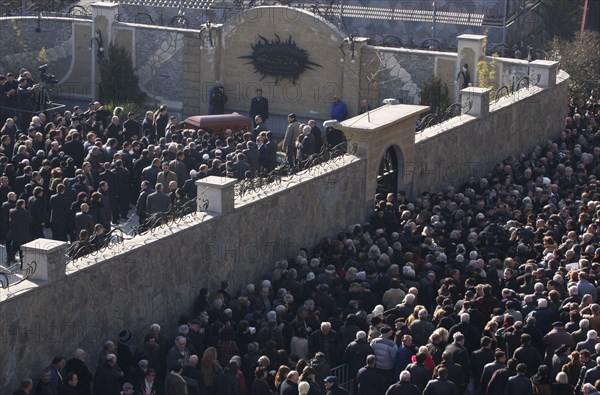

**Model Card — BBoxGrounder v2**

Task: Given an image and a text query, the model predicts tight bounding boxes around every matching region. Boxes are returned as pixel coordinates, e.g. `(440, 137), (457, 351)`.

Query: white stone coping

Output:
(114, 21), (222, 34)
(457, 34), (486, 41)
(196, 176), (237, 189)
(0, 16), (92, 23)
(340, 105), (429, 132)
(21, 239), (69, 254)
(364, 45), (457, 58)
(415, 113), (478, 142)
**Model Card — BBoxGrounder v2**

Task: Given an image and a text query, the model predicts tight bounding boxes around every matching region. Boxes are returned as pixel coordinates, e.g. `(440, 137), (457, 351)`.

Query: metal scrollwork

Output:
(67, 228), (126, 262)
(493, 72), (541, 102)
(0, 260), (37, 293)
(235, 142), (350, 198)
(418, 99), (471, 132)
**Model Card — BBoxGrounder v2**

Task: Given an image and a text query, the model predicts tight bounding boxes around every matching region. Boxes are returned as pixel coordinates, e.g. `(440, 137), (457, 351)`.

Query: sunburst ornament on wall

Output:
(239, 34), (321, 84)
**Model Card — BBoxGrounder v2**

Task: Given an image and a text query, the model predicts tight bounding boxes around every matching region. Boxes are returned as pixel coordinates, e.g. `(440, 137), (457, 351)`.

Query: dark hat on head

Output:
(380, 325), (392, 334)
(189, 318), (201, 325)
(324, 376), (338, 383)
(552, 321), (564, 328)
(119, 330), (132, 343)
(395, 317), (406, 324)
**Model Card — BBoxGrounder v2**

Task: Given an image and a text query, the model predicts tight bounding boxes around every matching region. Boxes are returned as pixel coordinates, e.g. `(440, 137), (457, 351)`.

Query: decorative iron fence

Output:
(493, 72), (541, 102)
(65, 196), (209, 265)
(417, 95), (473, 133)
(0, 260), (37, 295)
(234, 141), (357, 198)
(0, 0), (92, 18)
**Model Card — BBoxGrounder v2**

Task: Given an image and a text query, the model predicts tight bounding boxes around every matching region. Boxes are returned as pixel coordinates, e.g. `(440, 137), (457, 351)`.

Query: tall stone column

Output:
(341, 37), (368, 119)
(90, 2), (119, 99)
(183, 23), (222, 117)
(455, 34), (486, 100)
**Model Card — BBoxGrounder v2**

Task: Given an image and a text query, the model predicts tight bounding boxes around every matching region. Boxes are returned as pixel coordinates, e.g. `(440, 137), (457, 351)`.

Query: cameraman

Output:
(16, 77), (38, 131)
(209, 81), (227, 115)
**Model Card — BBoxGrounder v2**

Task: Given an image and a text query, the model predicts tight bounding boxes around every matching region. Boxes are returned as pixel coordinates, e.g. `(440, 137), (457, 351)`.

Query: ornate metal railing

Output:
(134, 196), (208, 236)
(0, 260), (37, 294)
(65, 196), (209, 265)
(235, 141), (356, 198)
(493, 72), (541, 102)
(66, 227), (128, 262)
(417, 96), (473, 133)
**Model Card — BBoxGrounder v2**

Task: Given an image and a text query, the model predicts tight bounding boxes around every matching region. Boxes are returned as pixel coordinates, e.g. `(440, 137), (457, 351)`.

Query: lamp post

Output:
(432, 0), (437, 48)
(501, 0), (508, 57)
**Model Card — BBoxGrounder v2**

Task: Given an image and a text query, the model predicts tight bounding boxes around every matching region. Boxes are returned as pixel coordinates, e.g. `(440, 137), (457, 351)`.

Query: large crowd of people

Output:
(0, 71), (349, 262)
(3, 64), (600, 395)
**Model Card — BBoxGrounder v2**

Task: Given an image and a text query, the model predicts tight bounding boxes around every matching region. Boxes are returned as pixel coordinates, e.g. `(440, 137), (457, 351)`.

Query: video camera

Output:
(38, 64), (58, 84)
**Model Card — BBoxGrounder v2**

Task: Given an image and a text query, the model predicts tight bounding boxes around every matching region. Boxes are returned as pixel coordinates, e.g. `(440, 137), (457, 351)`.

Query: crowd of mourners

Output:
(0, 69), (351, 262)
(4, 66), (600, 395)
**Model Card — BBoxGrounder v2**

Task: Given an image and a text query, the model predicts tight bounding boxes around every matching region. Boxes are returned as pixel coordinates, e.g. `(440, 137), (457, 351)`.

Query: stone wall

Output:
(133, 26), (184, 104)
(0, 155), (366, 392)
(359, 46), (457, 108)
(216, 7), (345, 119)
(0, 17), (73, 81)
(411, 70), (569, 194)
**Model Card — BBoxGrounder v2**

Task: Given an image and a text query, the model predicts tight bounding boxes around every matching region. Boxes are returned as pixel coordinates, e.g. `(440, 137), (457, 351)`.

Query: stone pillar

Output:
(21, 239), (68, 283)
(456, 34), (486, 88)
(461, 87), (491, 117)
(529, 60), (558, 89)
(341, 37), (368, 118)
(338, 103), (428, 207)
(184, 23), (223, 118)
(90, 2), (119, 99)
(196, 176), (237, 216)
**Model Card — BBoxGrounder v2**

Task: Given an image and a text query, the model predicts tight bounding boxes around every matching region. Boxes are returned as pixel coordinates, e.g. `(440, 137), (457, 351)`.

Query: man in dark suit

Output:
(136, 181), (155, 224)
(49, 184), (71, 241)
(14, 165), (32, 197)
(74, 203), (94, 240)
(1, 192), (16, 253)
(142, 158), (162, 187)
(249, 88), (269, 126)
(504, 363), (533, 395)
(58, 373), (78, 395)
(280, 370), (299, 395)
(8, 199), (31, 263)
(265, 131), (278, 172)
(12, 378), (33, 395)
(422, 367), (458, 395)
(111, 159), (130, 221)
(182, 171), (197, 200)
(146, 183), (171, 215)
(65, 349), (92, 395)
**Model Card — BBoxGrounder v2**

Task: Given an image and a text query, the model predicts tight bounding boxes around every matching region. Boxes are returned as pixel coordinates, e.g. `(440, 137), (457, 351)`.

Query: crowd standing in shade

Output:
(5, 76), (600, 395)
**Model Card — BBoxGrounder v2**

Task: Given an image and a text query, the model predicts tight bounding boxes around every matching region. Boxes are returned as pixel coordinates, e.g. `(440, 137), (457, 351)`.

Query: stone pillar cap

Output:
(21, 239), (69, 253)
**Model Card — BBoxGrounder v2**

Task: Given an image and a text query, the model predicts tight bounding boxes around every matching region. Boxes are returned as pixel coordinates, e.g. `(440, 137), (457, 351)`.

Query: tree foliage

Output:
(420, 77), (450, 114)
(98, 43), (146, 104)
(550, 31), (600, 104)
(534, 0), (584, 44)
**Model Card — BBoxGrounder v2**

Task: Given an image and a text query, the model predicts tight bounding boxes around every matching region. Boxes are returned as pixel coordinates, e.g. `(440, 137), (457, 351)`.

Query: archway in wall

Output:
(377, 145), (404, 195)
